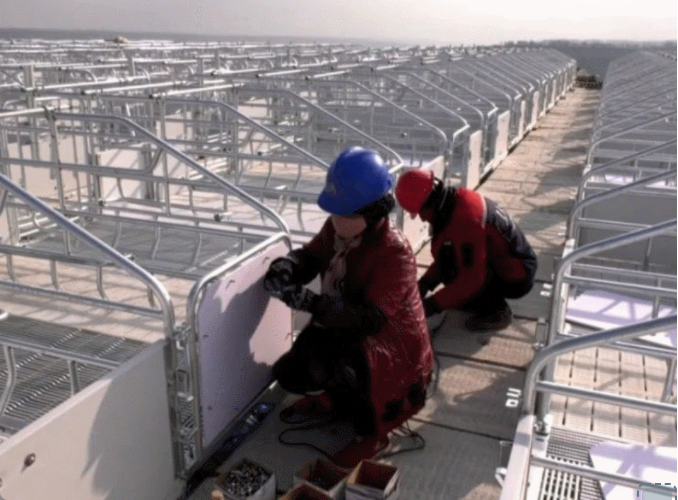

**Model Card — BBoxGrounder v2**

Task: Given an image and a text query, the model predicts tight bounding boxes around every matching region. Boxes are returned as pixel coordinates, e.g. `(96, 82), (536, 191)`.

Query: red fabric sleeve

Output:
(428, 189), (489, 310)
(419, 259), (441, 289)
(429, 224), (487, 310)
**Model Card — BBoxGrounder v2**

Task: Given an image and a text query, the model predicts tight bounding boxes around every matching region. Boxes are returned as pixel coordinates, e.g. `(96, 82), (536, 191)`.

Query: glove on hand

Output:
(264, 257), (297, 293)
(423, 296), (441, 317)
(418, 279), (431, 299)
(280, 286), (318, 313)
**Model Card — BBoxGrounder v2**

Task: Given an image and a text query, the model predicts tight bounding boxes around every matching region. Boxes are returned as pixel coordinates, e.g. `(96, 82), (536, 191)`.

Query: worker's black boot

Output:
(464, 299), (513, 332)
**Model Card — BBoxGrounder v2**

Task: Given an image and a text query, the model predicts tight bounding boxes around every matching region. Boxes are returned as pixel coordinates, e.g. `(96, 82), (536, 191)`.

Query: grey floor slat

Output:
(416, 357), (526, 440)
(433, 313), (537, 368)
(509, 282), (552, 320)
(382, 421), (504, 500)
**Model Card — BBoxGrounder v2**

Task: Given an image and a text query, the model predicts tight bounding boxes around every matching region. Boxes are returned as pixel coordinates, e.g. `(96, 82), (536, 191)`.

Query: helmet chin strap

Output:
(426, 180), (452, 234)
(436, 181), (448, 212)
(421, 180), (446, 223)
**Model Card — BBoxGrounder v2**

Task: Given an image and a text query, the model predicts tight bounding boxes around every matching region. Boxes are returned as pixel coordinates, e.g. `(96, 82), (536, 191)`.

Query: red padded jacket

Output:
(421, 187), (537, 311)
(299, 218), (434, 437)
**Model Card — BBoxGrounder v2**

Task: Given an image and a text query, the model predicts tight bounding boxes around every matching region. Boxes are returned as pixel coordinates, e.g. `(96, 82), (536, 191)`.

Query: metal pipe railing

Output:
(568, 168), (676, 239)
(578, 139), (678, 196)
(531, 455), (677, 494)
(548, 219), (677, 347)
(585, 112), (676, 165)
(47, 110), (291, 235)
(0, 171), (176, 337)
(526, 314), (677, 413)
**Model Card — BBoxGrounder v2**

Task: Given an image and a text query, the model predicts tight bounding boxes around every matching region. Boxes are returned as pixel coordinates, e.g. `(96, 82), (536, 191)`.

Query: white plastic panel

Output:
(0, 341), (181, 500)
(466, 130), (484, 188)
(6, 139), (85, 198)
(566, 290), (677, 348)
(197, 240), (293, 449)
(518, 100), (527, 139)
(496, 110), (511, 160)
(589, 442), (677, 500)
(531, 92), (541, 125)
(98, 149), (147, 201)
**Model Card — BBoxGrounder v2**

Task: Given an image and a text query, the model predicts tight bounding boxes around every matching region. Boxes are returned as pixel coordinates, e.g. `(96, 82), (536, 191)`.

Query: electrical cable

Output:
(276, 354), (439, 462)
(277, 422), (336, 459)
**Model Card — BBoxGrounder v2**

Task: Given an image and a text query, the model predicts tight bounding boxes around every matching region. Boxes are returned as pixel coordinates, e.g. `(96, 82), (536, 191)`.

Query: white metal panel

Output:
(498, 415), (535, 500)
(531, 92), (541, 126)
(197, 240), (293, 449)
(589, 442), (677, 500)
(98, 149), (147, 201)
(495, 111), (511, 161)
(401, 156), (445, 254)
(518, 99), (527, 139)
(0, 341), (182, 500)
(465, 130), (483, 189)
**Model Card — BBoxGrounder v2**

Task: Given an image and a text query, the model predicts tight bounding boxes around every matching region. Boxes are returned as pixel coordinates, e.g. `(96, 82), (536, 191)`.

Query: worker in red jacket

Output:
(264, 148), (434, 468)
(395, 169), (537, 333)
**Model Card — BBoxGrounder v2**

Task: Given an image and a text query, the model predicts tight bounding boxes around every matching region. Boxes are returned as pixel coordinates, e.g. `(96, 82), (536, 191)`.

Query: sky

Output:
(0, 0), (676, 45)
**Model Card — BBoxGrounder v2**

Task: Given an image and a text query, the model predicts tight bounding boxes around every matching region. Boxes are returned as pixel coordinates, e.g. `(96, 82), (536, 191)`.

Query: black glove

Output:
(418, 279), (431, 299)
(312, 294), (386, 337)
(423, 296), (441, 317)
(279, 286), (318, 313)
(264, 257), (298, 293)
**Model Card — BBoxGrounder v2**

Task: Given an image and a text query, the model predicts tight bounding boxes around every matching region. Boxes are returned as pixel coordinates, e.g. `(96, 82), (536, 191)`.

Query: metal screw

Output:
(24, 453), (36, 467)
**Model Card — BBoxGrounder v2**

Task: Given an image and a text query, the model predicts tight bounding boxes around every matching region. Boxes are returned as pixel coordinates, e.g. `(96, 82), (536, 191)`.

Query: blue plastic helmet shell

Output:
(317, 147), (393, 215)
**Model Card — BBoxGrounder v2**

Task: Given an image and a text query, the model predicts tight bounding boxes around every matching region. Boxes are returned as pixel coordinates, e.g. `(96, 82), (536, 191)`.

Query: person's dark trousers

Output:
(459, 269), (534, 314)
(273, 324), (376, 436)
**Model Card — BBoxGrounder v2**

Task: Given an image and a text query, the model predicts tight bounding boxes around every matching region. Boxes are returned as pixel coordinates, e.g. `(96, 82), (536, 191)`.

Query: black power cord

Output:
(277, 418), (427, 463)
(277, 422), (337, 459)
(275, 356), (439, 470)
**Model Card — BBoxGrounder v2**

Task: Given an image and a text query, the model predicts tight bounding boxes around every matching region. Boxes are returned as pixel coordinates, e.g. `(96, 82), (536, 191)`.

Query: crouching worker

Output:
(264, 147), (434, 468)
(395, 169), (538, 333)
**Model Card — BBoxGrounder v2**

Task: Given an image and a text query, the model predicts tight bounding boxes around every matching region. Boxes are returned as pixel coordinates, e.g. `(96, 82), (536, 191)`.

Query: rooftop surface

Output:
(184, 87), (675, 500)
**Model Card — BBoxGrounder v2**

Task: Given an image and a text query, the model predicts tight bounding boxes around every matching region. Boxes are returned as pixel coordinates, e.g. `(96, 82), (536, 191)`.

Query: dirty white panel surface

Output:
(567, 290), (677, 348)
(0, 341), (181, 500)
(197, 240), (293, 449)
(589, 442), (676, 500)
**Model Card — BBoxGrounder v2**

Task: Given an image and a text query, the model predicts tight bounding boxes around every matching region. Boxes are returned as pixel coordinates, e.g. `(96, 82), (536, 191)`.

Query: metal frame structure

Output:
(0, 106), (294, 477)
(0, 38), (578, 497)
(500, 50), (677, 500)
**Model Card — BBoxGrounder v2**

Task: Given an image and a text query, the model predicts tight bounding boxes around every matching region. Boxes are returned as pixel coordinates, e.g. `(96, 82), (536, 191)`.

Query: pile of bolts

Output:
(218, 460), (271, 498)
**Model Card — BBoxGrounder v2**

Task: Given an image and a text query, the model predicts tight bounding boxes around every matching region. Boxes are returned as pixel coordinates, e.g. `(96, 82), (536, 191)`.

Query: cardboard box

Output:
(215, 458), (277, 500)
(278, 483), (333, 500)
(293, 458), (348, 500)
(345, 460), (399, 500)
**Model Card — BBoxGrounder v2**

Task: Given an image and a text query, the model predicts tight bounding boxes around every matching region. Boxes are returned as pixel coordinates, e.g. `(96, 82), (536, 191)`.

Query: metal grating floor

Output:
(0, 314), (148, 436)
(540, 427), (615, 500)
(539, 466), (582, 500)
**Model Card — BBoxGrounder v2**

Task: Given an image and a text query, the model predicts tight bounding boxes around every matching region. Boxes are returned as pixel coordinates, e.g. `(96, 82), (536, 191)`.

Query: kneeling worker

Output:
(395, 169), (538, 332)
(264, 147), (434, 468)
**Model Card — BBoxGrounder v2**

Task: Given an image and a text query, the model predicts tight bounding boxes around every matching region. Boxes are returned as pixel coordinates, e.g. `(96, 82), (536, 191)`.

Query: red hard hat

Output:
(395, 169), (435, 216)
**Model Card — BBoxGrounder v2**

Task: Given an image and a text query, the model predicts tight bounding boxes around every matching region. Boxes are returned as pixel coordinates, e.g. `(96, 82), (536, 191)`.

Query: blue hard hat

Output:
(317, 147), (393, 215)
